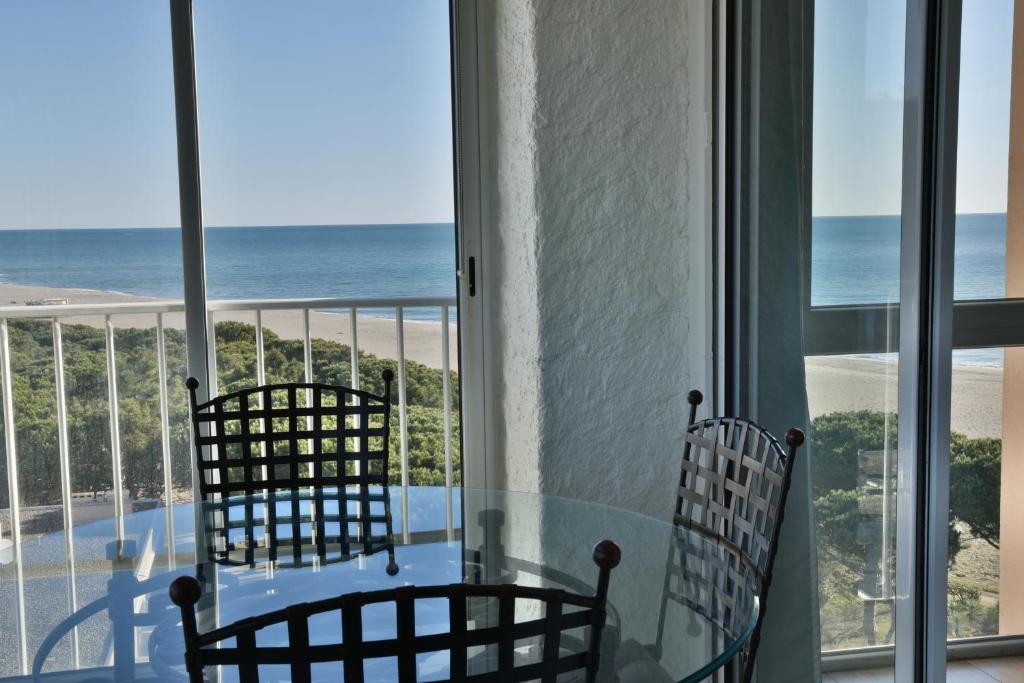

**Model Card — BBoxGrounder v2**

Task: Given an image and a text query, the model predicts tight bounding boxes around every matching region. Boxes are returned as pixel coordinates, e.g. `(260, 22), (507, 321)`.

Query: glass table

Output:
(19, 487), (759, 682)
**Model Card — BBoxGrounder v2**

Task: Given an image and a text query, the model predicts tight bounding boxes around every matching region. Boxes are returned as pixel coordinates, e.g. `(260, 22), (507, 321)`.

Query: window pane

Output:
(810, 1), (903, 667)
(811, 0), (906, 308)
(954, 0), (1012, 301)
(811, 0), (1015, 307)
(0, 1), (186, 675)
(947, 349), (1004, 641)
(193, 0), (460, 487)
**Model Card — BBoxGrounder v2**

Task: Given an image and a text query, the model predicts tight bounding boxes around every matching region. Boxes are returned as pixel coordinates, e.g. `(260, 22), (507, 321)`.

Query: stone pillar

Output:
(999, 0), (1024, 635)
(477, 0), (706, 517)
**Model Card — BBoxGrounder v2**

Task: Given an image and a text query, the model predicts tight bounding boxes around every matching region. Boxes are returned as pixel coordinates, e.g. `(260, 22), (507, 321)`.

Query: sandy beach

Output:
(0, 282), (456, 370)
(806, 355), (1002, 438)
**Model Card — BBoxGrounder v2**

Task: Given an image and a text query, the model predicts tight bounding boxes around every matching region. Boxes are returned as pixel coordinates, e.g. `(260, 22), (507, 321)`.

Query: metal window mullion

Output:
(895, 1), (962, 681)
(156, 313), (175, 568)
(396, 307), (409, 489)
(168, 0), (211, 557)
(1, 319), (29, 675)
(451, 0), (487, 488)
(105, 315), (125, 540)
(52, 320), (81, 667)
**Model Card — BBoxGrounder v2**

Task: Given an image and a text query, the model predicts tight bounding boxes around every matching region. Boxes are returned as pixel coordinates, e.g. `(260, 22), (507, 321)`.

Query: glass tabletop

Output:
(20, 486), (759, 683)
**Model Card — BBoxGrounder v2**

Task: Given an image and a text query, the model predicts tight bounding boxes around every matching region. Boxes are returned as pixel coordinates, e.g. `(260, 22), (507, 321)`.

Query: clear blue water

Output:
(0, 217), (1008, 362)
(812, 213), (1005, 305)
(0, 223), (456, 322)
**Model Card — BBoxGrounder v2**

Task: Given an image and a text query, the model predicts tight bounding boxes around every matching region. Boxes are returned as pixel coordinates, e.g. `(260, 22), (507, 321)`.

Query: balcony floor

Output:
(826, 656), (1024, 682)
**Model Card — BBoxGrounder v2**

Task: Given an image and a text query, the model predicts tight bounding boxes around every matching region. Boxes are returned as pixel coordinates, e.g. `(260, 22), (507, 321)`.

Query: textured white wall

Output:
(479, 0), (703, 518)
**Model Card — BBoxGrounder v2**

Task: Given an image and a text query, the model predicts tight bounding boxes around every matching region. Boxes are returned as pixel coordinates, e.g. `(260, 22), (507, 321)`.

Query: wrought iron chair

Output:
(659, 389), (804, 683)
(187, 371), (394, 498)
(169, 540), (623, 683)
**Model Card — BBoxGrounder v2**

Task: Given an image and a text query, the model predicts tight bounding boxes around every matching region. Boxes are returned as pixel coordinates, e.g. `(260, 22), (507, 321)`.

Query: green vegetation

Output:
(813, 410), (1001, 649)
(0, 318), (460, 511)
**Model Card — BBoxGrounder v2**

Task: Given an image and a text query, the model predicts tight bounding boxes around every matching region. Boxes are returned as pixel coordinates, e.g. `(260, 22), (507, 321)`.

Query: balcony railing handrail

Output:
(0, 294), (457, 320)
(0, 294), (458, 675)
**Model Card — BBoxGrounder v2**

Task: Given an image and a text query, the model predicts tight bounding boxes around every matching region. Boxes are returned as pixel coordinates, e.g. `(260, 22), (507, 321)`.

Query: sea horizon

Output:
(0, 216), (1008, 365)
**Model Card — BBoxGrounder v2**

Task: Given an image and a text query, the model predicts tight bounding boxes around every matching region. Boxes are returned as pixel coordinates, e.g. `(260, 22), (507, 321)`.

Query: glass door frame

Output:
(167, 0), (469, 524)
(722, 0), (1024, 680)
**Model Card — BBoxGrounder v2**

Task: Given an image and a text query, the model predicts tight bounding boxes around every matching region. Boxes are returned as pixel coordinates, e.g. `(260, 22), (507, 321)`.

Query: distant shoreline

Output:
(0, 281), (1004, 439)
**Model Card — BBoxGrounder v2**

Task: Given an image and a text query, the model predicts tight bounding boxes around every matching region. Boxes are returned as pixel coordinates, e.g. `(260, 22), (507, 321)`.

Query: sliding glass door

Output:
(0, 1), (461, 678)
(190, 0), (460, 490)
(732, 0), (1024, 679)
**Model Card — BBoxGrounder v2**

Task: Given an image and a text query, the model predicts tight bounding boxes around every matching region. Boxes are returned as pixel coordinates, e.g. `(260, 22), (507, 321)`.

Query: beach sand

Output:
(0, 282), (456, 370)
(0, 283), (1004, 438)
(806, 355), (1002, 438)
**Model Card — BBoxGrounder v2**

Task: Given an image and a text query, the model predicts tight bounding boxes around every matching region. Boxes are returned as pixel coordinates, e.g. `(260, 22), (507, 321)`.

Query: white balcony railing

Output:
(0, 295), (457, 676)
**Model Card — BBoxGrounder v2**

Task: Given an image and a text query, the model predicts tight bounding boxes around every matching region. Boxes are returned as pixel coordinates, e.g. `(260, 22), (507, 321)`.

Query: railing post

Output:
(206, 311), (218, 396)
(255, 310), (267, 387)
(52, 320), (80, 667)
(254, 310), (270, 562)
(395, 307), (409, 490)
(1, 318), (29, 674)
(349, 308), (362, 480)
(303, 309), (313, 456)
(156, 314), (175, 568)
(441, 306), (453, 490)
(105, 315), (125, 540)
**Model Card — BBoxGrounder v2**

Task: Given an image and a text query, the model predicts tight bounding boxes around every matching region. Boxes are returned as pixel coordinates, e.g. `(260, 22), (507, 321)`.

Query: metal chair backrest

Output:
(170, 540), (622, 683)
(673, 389), (804, 683)
(187, 370), (393, 500)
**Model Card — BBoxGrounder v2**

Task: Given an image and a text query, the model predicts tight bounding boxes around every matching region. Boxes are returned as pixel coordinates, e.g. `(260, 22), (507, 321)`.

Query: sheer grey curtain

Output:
(728, 1), (821, 680)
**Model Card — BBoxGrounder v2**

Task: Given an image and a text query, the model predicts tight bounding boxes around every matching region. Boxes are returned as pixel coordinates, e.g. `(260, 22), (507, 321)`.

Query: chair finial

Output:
(687, 389), (703, 406)
(592, 540), (622, 569)
(169, 576), (202, 608)
(186, 377), (199, 391)
(785, 427), (805, 449)
(382, 368), (394, 383)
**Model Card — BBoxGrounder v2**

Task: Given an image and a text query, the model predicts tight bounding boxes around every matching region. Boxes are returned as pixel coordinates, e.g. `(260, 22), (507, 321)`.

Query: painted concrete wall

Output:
(999, 0), (1024, 634)
(477, 0), (706, 519)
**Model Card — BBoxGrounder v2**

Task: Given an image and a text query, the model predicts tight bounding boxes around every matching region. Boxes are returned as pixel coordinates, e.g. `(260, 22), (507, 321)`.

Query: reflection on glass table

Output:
(202, 486), (398, 574)
(22, 487), (760, 682)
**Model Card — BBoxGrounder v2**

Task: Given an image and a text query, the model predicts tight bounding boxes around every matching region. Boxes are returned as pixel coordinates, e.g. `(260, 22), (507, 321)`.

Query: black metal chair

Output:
(660, 389), (804, 683)
(187, 371), (394, 499)
(169, 540), (622, 683)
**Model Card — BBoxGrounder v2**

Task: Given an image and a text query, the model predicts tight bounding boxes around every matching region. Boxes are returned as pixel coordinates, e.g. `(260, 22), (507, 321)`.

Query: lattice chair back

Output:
(169, 540), (622, 683)
(674, 389), (804, 683)
(187, 370), (394, 501)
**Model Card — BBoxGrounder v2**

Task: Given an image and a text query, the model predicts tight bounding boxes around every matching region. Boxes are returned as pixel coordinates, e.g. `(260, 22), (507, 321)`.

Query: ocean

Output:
(0, 223), (457, 322)
(0, 216), (1008, 364)
(813, 213), (1006, 367)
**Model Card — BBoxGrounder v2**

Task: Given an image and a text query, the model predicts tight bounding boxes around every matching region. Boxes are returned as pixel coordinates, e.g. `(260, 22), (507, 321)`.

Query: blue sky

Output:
(813, 0), (1014, 216)
(0, 0), (454, 229)
(0, 1), (1013, 228)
